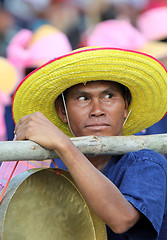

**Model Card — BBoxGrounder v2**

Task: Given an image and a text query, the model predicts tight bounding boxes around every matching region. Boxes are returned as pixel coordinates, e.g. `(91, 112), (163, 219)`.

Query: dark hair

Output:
(119, 84), (131, 105)
(25, 67), (36, 76)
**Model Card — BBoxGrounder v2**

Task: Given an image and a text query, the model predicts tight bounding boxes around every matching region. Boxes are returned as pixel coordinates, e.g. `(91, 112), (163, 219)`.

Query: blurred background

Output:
(0, 0), (167, 154)
(0, 0), (160, 56)
(0, 0), (151, 56)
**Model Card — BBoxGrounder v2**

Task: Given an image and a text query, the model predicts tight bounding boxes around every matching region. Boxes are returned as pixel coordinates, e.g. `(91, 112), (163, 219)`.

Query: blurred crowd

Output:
(0, 0), (167, 157)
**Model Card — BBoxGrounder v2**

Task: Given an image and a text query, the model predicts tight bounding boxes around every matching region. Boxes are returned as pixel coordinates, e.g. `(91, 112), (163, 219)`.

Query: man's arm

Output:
(15, 112), (141, 234)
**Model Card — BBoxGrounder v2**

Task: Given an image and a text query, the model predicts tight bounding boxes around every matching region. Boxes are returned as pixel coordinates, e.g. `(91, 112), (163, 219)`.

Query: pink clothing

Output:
(0, 159), (51, 191)
(86, 19), (146, 50)
(7, 29), (72, 68)
(7, 27), (72, 81)
(137, 7), (167, 40)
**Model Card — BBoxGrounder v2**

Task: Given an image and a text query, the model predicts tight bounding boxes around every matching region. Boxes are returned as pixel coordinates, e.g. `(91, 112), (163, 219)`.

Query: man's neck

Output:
(87, 155), (111, 172)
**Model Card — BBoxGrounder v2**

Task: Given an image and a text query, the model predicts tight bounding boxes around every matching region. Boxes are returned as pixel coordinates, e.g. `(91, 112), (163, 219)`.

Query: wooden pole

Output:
(0, 134), (167, 162)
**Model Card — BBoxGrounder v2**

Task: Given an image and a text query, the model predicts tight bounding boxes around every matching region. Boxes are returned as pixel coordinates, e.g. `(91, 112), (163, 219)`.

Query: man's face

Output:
(58, 81), (129, 137)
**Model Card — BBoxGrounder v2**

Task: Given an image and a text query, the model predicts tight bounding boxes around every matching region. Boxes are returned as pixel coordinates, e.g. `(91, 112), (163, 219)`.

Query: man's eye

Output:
(78, 96), (87, 101)
(104, 94), (112, 99)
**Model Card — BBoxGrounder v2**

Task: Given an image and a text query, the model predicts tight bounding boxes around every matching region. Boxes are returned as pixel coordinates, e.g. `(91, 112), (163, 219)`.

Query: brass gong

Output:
(0, 168), (107, 240)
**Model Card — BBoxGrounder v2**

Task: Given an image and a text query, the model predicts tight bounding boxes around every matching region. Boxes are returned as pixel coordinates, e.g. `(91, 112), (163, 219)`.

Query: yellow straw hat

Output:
(12, 47), (167, 136)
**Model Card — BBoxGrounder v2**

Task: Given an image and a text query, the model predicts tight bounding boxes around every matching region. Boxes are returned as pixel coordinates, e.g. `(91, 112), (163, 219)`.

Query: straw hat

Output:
(12, 47), (167, 136)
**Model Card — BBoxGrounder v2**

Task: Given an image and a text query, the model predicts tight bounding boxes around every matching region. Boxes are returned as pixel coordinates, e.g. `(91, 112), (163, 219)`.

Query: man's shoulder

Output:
(125, 149), (167, 172)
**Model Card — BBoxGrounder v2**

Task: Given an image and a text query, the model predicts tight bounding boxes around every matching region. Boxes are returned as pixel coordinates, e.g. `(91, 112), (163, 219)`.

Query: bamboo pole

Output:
(0, 134), (167, 162)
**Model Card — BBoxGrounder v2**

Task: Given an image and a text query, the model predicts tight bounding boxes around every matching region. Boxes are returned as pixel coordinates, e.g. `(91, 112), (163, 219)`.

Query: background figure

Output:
(81, 19), (146, 49)
(137, 6), (167, 66)
(0, 2), (20, 57)
(0, 57), (18, 141)
(7, 24), (72, 82)
(136, 6), (167, 158)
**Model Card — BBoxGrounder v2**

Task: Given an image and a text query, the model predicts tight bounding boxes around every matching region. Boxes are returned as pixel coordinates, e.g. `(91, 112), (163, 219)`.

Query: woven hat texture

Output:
(12, 47), (167, 137)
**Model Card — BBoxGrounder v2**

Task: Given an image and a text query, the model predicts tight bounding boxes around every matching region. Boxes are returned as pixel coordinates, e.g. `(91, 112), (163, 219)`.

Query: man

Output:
(13, 47), (167, 239)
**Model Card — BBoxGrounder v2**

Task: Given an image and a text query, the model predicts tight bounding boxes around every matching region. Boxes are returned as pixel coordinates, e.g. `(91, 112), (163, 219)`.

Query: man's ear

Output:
(55, 96), (68, 123)
(124, 100), (129, 119)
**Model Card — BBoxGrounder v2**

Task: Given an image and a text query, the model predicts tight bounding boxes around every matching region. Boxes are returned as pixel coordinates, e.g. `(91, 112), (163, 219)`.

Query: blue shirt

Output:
(136, 114), (167, 159)
(102, 149), (167, 240)
(50, 159), (67, 169)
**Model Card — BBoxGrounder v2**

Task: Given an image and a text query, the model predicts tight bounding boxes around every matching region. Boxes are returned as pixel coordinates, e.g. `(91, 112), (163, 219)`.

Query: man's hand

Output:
(14, 111), (70, 152)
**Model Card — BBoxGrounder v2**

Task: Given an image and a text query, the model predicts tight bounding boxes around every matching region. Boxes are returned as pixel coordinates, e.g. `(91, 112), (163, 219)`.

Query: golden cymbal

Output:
(0, 168), (107, 240)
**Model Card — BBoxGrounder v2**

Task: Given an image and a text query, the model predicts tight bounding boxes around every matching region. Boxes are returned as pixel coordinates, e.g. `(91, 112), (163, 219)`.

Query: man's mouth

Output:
(85, 123), (110, 130)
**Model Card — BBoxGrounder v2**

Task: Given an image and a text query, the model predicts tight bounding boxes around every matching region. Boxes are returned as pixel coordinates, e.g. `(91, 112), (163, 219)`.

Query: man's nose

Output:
(89, 99), (105, 117)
